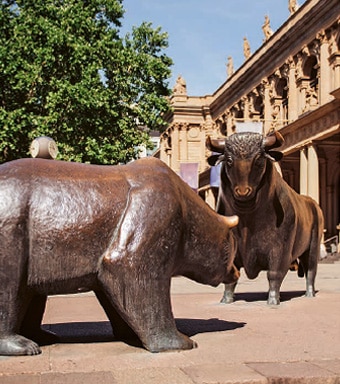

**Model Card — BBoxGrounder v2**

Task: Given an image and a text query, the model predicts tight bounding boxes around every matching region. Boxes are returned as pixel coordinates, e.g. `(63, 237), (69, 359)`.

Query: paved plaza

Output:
(0, 259), (339, 383)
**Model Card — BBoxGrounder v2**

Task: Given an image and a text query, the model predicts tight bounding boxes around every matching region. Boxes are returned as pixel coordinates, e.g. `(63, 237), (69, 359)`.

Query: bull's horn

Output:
(206, 136), (225, 154)
(263, 131), (284, 150)
(220, 215), (239, 228)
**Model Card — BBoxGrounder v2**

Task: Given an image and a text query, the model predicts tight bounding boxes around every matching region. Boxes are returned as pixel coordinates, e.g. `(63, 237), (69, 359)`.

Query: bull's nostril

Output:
(234, 186), (252, 197)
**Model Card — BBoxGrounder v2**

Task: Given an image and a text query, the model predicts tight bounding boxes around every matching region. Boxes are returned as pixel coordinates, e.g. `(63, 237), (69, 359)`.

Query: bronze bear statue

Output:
(0, 157), (238, 355)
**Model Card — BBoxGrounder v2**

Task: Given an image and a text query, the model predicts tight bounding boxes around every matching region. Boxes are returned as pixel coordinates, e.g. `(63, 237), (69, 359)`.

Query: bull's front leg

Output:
(267, 270), (286, 305)
(220, 282), (238, 304)
(220, 264), (240, 304)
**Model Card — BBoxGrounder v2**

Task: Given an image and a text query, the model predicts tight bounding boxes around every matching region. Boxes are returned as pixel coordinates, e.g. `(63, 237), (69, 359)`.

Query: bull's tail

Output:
(289, 259), (305, 278)
(297, 259), (304, 278)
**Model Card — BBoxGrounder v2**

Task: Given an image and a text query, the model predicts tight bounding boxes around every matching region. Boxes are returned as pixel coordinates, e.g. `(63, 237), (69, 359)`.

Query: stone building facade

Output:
(156, 0), (340, 240)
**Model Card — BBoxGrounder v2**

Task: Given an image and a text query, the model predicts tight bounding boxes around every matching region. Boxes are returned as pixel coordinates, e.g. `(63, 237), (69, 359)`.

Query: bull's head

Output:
(207, 131), (284, 202)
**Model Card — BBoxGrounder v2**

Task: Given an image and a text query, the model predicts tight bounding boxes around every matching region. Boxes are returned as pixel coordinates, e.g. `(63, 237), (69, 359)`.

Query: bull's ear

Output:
(265, 150), (283, 162)
(206, 136), (225, 154)
(208, 154), (225, 166)
(263, 131), (284, 150)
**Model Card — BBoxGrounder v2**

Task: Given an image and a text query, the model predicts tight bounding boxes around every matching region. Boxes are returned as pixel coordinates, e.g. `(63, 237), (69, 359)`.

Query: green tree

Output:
(0, 0), (172, 164)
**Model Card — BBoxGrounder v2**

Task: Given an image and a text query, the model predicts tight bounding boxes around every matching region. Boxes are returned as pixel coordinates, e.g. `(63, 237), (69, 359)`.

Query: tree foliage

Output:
(0, 0), (172, 164)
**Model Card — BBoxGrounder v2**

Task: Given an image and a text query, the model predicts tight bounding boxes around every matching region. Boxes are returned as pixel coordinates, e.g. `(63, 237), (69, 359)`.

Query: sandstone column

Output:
(307, 144), (319, 204)
(171, 125), (179, 172)
(318, 31), (331, 104)
(199, 126), (206, 172)
(205, 188), (216, 209)
(287, 57), (298, 122)
(179, 124), (188, 162)
(263, 79), (272, 134)
(300, 147), (308, 195)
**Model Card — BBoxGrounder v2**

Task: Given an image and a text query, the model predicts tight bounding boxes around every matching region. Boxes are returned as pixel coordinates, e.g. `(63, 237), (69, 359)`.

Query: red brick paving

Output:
(0, 262), (339, 384)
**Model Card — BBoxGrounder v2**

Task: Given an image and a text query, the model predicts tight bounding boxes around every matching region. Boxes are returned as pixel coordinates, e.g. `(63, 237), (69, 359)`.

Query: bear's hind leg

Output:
(0, 290), (41, 356)
(20, 294), (59, 346)
(94, 289), (142, 347)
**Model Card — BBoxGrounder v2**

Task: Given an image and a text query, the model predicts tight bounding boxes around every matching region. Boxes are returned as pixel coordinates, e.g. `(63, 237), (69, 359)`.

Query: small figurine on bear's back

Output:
(30, 136), (58, 159)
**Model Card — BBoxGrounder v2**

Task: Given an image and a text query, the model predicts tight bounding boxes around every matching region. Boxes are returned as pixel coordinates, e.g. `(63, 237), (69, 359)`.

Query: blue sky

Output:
(120, 0), (306, 96)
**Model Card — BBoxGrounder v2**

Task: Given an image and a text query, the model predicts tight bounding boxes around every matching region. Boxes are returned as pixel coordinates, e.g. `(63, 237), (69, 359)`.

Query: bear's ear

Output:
(265, 150), (283, 162)
(208, 154), (225, 166)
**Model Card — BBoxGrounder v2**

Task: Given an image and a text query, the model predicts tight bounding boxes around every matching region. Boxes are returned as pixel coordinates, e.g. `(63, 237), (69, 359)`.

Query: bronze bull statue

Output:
(207, 131), (324, 305)
(0, 157), (239, 355)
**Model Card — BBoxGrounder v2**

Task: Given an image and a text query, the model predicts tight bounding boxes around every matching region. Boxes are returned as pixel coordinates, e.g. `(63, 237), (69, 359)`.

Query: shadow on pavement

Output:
(42, 318), (246, 344)
(233, 290), (308, 302)
(176, 318), (246, 337)
(42, 321), (114, 343)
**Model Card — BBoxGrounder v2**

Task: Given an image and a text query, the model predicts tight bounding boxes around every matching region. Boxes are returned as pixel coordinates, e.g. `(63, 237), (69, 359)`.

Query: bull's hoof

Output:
(267, 299), (280, 305)
(0, 335), (41, 356)
(220, 293), (234, 304)
(305, 290), (315, 298)
(267, 297), (280, 305)
(267, 291), (280, 305)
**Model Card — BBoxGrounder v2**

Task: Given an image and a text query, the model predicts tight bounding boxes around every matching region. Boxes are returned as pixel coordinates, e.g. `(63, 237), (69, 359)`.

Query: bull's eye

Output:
(254, 155), (265, 168)
(226, 156), (233, 167)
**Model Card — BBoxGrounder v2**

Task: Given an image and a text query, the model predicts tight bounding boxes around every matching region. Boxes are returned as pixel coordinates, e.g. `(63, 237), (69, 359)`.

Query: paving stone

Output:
(112, 367), (195, 384)
(40, 371), (115, 384)
(182, 363), (267, 384)
(48, 342), (140, 372)
(310, 360), (340, 375)
(247, 361), (339, 383)
(0, 353), (50, 375)
(0, 374), (40, 384)
(0, 265), (339, 383)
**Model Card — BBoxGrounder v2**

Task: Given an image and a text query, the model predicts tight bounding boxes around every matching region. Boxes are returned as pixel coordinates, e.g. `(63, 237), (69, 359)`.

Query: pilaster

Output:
(287, 57), (298, 121)
(307, 144), (319, 204)
(300, 148), (308, 195)
(318, 30), (332, 104)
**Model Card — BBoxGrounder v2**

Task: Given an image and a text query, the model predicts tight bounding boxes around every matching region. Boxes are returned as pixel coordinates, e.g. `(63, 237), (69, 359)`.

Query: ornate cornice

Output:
(280, 98), (340, 154)
(210, 0), (340, 119)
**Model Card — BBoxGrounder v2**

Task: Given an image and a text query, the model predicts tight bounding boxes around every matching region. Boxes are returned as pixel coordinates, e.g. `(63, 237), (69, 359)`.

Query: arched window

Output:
(253, 95), (264, 119)
(303, 55), (319, 110)
(303, 55), (318, 88)
(276, 77), (289, 122)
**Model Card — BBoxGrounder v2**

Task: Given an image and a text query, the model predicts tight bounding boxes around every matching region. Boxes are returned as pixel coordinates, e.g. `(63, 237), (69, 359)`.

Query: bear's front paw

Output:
(145, 332), (197, 352)
(0, 334), (41, 356)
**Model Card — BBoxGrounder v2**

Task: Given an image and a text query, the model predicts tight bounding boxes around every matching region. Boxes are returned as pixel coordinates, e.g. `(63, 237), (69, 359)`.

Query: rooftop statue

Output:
(226, 56), (234, 78)
(289, 0), (299, 14)
(173, 74), (187, 95)
(243, 37), (251, 60)
(262, 15), (273, 41)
